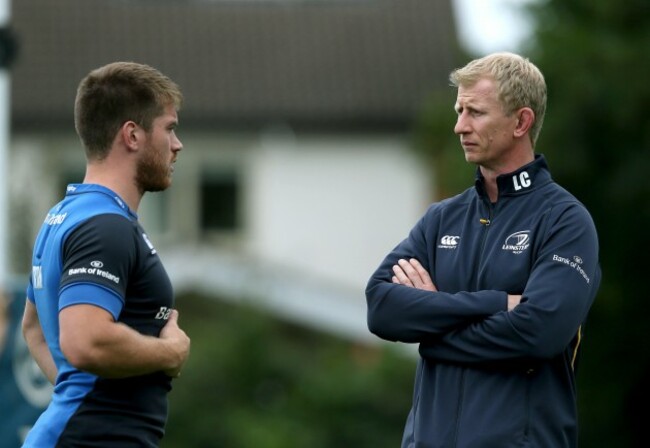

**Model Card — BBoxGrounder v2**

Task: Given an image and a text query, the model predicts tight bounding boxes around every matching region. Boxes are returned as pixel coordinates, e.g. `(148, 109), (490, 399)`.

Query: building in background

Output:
(9, 0), (459, 342)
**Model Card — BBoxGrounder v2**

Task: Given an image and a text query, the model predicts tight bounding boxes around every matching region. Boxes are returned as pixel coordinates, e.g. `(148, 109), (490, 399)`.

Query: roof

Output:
(10, 0), (459, 131)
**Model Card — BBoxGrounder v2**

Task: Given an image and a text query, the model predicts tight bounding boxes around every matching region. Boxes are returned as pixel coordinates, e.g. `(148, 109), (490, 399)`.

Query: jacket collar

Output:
(474, 154), (553, 199)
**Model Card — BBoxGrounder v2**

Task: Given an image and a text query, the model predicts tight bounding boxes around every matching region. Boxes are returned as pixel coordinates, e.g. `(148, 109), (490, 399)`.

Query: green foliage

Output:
(524, 1), (650, 446)
(162, 294), (415, 448)
(412, 89), (475, 198)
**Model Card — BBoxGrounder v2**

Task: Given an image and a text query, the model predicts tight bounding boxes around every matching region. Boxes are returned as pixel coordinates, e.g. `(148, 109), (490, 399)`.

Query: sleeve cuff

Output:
(59, 283), (124, 321)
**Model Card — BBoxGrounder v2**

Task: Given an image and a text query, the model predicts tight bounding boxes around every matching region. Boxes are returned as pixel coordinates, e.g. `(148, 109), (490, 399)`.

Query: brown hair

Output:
(74, 62), (183, 160)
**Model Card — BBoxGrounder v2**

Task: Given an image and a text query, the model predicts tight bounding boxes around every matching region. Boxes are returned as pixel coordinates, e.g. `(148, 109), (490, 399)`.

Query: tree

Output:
(526, 1), (650, 446)
(163, 293), (415, 448)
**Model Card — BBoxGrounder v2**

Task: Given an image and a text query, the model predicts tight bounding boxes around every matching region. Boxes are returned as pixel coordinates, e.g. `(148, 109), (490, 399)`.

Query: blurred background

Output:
(0, 0), (648, 446)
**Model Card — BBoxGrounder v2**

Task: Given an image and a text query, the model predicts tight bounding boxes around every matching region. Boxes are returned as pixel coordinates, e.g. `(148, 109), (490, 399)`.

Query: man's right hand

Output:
(507, 295), (522, 311)
(159, 309), (190, 378)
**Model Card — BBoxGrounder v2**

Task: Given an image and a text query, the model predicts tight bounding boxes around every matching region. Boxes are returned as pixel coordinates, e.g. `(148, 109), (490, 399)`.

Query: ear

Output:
(120, 121), (143, 152)
(513, 108), (535, 139)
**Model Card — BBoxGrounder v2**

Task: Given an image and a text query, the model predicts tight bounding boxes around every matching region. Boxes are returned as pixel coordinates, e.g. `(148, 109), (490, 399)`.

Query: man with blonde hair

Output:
(367, 52), (600, 447)
(22, 62), (190, 447)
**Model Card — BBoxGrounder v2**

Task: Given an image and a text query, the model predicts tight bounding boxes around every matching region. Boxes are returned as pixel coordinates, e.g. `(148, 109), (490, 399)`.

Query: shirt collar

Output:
(474, 154), (553, 198)
(65, 183), (137, 219)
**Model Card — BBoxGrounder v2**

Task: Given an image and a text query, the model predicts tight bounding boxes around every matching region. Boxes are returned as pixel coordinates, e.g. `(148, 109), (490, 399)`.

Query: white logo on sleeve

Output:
(32, 266), (43, 289)
(142, 233), (157, 255)
(67, 261), (120, 284)
(552, 254), (591, 284)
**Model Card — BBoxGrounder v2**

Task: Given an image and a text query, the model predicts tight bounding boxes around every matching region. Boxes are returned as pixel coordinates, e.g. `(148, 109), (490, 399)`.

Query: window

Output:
(140, 190), (170, 235)
(200, 171), (240, 233)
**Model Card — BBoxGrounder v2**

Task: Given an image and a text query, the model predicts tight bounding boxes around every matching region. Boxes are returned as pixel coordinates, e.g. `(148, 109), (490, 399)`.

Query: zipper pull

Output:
(479, 218), (491, 226)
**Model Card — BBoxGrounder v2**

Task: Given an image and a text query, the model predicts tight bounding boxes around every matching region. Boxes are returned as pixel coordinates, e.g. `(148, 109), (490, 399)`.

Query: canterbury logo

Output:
(439, 235), (460, 249)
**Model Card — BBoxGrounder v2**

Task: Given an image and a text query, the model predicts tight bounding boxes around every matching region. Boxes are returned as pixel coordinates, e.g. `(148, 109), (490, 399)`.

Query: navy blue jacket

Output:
(366, 155), (601, 448)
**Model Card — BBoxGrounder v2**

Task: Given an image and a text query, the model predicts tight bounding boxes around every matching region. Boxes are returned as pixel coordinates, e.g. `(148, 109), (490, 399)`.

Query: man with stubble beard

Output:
(21, 62), (191, 447)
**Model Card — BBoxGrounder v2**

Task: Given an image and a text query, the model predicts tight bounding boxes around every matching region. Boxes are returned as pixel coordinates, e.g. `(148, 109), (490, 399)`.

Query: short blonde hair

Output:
(450, 52), (547, 147)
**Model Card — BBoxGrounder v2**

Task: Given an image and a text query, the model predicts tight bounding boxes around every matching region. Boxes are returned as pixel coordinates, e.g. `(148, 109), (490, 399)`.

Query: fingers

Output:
(392, 259), (437, 292)
(392, 262), (413, 286)
(164, 366), (182, 379)
(161, 310), (179, 330)
(409, 259), (437, 292)
(392, 259), (420, 287)
(159, 310), (181, 338)
(157, 309), (190, 379)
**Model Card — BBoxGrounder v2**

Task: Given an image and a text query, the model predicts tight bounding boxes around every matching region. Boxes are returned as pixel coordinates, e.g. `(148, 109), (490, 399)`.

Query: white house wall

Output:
(247, 131), (433, 293)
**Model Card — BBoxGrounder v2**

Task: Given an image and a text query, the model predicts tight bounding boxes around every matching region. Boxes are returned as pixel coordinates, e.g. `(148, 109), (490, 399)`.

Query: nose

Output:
(454, 112), (469, 135)
(172, 131), (183, 153)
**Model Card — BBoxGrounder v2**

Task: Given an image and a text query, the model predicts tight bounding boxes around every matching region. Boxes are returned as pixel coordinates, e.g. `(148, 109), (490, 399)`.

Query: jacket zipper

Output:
(476, 199), (495, 289)
(452, 199), (495, 447)
(452, 370), (466, 448)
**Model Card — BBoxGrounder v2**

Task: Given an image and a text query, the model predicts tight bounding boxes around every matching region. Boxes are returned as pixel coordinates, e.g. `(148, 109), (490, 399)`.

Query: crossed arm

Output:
(22, 300), (190, 383)
(391, 258), (522, 311)
(367, 201), (600, 366)
(385, 254), (598, 366)
(58, 304), (190, 379)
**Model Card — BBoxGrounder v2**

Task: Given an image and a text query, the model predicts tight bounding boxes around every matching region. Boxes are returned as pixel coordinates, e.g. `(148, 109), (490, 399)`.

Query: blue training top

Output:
(24, 184), (175, 447)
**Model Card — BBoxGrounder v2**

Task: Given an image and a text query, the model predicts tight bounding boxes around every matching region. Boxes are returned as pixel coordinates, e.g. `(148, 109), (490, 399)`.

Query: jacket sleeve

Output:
(366, 204), (508, 344)
(418, 202), (601, 365)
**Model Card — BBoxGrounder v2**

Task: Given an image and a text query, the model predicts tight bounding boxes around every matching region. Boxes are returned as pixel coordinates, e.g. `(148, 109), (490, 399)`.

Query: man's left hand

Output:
(392, 258), (438, 292)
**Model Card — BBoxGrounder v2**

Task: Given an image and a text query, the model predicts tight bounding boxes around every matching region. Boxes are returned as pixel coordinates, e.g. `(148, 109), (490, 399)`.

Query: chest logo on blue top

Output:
(502, 231), (531, 254)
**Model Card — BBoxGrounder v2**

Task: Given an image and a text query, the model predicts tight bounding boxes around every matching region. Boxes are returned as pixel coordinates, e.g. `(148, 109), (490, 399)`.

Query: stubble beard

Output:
(135, 145), (171, 194)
